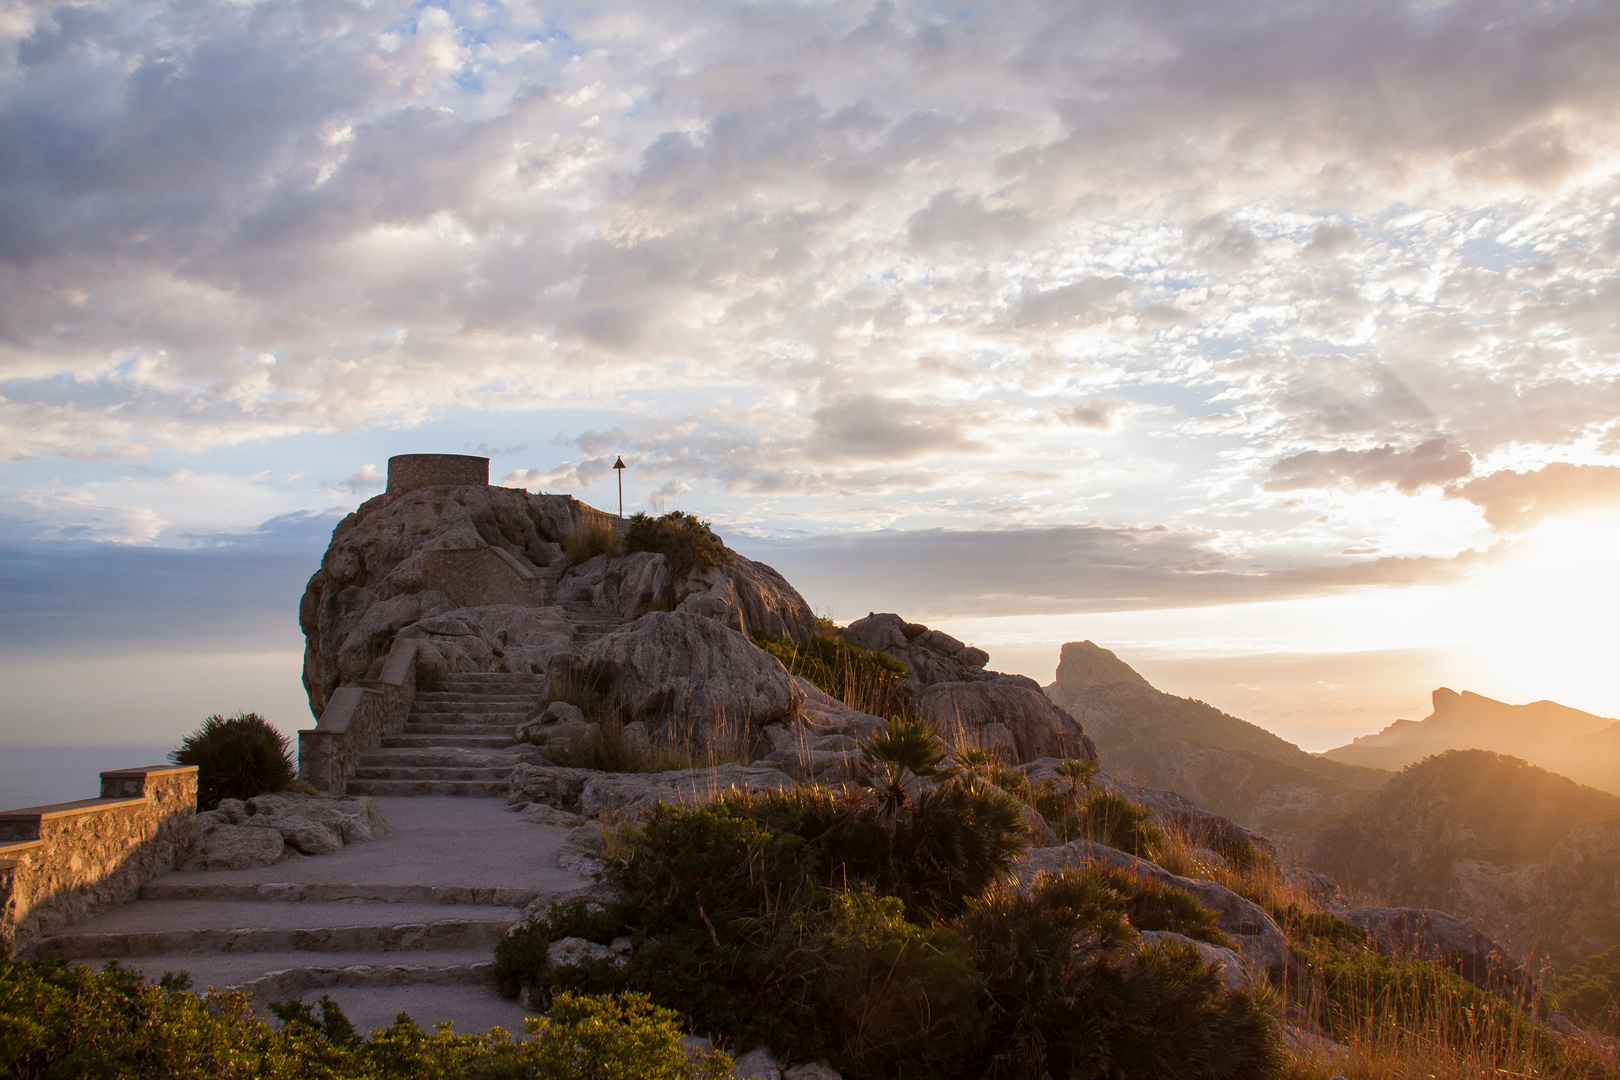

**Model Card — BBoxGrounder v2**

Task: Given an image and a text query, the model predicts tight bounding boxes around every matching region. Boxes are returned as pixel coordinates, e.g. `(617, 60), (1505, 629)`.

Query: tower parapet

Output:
(386, 454), (488, 498)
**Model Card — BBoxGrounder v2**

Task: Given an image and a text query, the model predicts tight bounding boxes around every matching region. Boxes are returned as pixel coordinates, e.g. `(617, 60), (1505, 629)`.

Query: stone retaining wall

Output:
(300, 637), (419, 795)
(0, 764), (198, 958)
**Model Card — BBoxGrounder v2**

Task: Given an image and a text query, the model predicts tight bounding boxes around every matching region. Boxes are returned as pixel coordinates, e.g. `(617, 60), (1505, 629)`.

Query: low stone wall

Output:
(0, 764), (198, 959)
(421, 546), (552, 607)
(300, 637), (419, 795)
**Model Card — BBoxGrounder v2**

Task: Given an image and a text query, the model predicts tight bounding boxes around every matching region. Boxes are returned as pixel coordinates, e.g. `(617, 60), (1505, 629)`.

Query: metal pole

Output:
(618, 469), (623, 518)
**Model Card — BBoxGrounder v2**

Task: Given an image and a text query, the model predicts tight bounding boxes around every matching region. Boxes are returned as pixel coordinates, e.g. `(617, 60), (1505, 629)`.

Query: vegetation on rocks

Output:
(0, 959), (731, 1079)
(1554, 944), (1620, 1036)
(564, 524), (621, 564)
(624, 511), (728, 579)
(495, 720), (1285, 1079)
(169, 711), (297, 810)
(752, 629), (914, 718)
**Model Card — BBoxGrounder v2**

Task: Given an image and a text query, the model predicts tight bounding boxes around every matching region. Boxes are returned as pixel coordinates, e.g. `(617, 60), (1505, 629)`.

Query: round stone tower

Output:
(386, 454), (489, 498)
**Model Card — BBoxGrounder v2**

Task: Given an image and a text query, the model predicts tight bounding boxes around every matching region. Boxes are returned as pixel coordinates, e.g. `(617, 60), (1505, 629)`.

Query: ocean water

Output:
(0, 746), (176, 811)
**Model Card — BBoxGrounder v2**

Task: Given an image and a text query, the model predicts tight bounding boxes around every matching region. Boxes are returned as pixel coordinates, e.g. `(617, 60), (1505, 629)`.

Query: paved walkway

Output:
(40, 797), (595, 1034)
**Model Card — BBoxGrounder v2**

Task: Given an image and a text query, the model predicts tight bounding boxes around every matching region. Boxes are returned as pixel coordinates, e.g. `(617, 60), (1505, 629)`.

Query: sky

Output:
(2, 0), (1619, 755)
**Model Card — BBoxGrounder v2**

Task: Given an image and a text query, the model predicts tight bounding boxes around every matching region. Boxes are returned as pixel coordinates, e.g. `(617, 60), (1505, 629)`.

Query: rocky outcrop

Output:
(846, 613), (1098, 765)
(508, 761), (797, 819)
(1341, 906), (1536, 1005)
(563, 612), (805, 747)
(182, 793), (390, 871)
(300, 483), (817, 719)
(1014, 839), (1292, 982)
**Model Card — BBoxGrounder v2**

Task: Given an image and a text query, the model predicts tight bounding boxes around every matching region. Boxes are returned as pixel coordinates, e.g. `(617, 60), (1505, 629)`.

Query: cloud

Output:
(1451, 462), (1620, 531)
(1264, 439), (1476, 494)
(1055, 399), (1130, 430)
(337, 464), (385, 495)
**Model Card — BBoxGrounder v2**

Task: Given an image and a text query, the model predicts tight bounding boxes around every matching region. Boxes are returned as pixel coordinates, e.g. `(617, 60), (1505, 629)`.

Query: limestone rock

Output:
(1140, 930), (1249, 992)
(783, 1066), (843, 1080)
(546, 936), (626, 968)
(578, 763), (797, 818)
(731, 1046), (784, 1080)
(1283, 867), (1343, 909)
(182, 823), (286, 870)
(516, 701), (590, 745)
(243, 792), (393, 848)
(917, 677), (1096, 762)
(516, 804), (587, 828)
(844, 612), (993, 689)
(1015, 839), (1291, 982)
(1341, 906), (1536, 1004)
(506, 764), (598, 812)
(571, 612), (804, 742)
(621, 721), (651, 755)
(557, 822), (608, 875)
(1050, 640), (1154, 695)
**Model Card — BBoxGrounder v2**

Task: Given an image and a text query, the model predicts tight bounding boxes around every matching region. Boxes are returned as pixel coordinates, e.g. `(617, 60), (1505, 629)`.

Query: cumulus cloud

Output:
(1264, 439), (1476, 494)
(1451, 463), (1620, 531)
(1055, 399), (1130, 430)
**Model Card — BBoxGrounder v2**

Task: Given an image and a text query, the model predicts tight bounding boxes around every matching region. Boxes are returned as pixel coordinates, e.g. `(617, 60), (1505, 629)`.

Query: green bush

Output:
(170, 711), (296, 810)
(0, 958), (732, 1079)
(1553, 944), (1620, 1036)
(625, 511), (728, 579)
(960, 871), (1281, 1080)
(752, 632), (913, 719)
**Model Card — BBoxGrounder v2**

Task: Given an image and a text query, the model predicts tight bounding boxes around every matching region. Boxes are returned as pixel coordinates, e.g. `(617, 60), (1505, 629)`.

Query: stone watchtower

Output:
(386, 454), (488, 499)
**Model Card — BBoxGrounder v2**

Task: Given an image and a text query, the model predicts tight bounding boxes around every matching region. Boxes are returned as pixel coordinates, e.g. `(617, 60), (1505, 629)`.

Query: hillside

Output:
(1310, 749), (1620, 966)
(1321, 688), (1620, 795)
(1046, 641), (1390, 850)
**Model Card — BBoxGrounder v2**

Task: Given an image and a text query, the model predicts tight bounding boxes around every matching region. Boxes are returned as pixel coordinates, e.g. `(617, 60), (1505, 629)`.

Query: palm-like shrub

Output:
(170, 712), (295, 810)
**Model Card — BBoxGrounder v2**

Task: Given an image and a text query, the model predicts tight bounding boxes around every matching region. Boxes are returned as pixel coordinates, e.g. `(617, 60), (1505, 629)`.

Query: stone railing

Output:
(0, 764), (198, 959)
(299, 637), (419, 795)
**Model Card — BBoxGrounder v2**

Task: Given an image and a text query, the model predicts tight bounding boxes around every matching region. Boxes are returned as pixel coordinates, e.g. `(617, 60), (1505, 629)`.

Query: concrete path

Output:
(39, 797), (598, 1034)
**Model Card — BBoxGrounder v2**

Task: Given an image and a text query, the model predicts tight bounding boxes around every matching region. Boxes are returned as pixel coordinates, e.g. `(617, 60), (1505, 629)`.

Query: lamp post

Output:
(613, 456), (626, 518)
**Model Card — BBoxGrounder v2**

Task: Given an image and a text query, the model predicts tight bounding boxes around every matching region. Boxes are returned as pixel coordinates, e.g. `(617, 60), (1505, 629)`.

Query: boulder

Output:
(731, 1047), (785, 1080)
(917, 677), (1096, 762)
(516, 701), (590, 745)
(240, 792), (393, 848)
(571, 612), (804, 743)
(506, 764), (599, 812)
(783, 1066), (843, 1080)
(1014, 839), (1292, 982)
(546, 936), (627, 968)
(1140, 930), (1249, 992)
(1341, 906), (1536, 1004)
(182, 823), (286, 870)
(844, 612), (992, 689)
(1283, 867), (1343, 909)
(578, 763), (798, 818)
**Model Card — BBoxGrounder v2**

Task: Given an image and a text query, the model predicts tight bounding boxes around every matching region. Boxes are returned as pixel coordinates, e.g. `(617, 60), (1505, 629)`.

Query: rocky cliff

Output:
(300, 481), (1097, 768)
(1045, 641), (1389, 850)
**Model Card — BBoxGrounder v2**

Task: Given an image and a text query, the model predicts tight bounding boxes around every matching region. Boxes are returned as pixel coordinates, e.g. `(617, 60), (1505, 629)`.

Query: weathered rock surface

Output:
(183, 793), (390, 870)
(300, 483), (816, 718)
(845, 613), (1098, 765)
(546, 936), (628, 968)
(567, 612), (804, 745)
(1140, 930), (1249, 992)
(509, 761), (797, 819)
(732, 1047), (786, 1080)
(1014, 839), (1292, 982)
(1341, 906), (1537, 1004)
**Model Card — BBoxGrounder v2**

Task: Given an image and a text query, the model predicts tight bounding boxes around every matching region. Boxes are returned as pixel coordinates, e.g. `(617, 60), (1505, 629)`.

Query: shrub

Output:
(170, 711), (296, 810)
(566, 525), (622, 563)
(625, 511), (728, 579)
(960, 870), (1281, 1080)
(752, 632), (913, 719)
(0, 958), (731, 1080)
(1552, 944), (1620, 1037)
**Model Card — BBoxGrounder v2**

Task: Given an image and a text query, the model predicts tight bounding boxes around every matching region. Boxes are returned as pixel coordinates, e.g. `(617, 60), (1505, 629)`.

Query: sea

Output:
(0, 747), (177, 812)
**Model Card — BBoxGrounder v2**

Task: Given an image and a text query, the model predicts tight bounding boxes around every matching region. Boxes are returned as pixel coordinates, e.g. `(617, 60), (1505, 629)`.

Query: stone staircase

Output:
(347, 672), (543, 798)
(32, 797), (594, 1033)
(561, 602), (628, 647)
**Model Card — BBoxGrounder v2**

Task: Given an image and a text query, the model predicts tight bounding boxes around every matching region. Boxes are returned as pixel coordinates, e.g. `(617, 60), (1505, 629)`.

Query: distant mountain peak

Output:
(1052, 640), (1154, 694)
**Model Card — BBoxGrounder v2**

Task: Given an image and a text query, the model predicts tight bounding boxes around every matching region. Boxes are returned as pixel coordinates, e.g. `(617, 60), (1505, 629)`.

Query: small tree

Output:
(170, 712), (296, 810)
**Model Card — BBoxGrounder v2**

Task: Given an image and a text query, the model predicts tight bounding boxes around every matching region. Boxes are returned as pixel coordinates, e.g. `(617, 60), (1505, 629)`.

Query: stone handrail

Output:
(299, 637), (420, 795)
(0, 764), (198, 959)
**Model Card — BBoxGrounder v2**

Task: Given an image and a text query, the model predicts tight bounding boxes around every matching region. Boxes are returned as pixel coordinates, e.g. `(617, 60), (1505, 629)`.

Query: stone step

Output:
(414, 694), (538, 704)
(401, 723), (518, 737)
(138, 882), (541, 906)
(346, 779), (510, 797)
(357, 749), (514, 768)
(436, 675), (543, 686)
(381, 735), (514, 750)
(350, 766), (512, 781)
(408, 707), (529, 719)
(36, 900), (520, 960)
